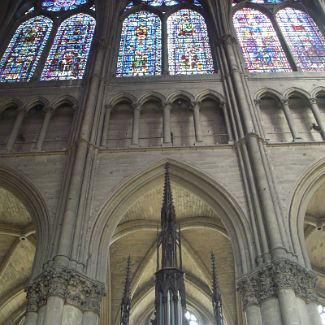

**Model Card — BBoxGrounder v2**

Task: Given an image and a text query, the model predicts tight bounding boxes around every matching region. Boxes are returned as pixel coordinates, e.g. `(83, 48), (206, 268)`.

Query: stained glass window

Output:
(0, 16), (52, 82)
(41, 0), (88, 11)
(41, 14), (95, 80)
(117, 11), (162, 76)
(233, 8), (291, 72)
(167, 9), (214, 75)
(276, 7), (325, 72)
(249, 0), (283, 3)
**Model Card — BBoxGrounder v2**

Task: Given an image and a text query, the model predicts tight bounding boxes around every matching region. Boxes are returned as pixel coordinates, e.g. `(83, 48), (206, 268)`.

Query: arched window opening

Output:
(41, 0), (88, 12)
(276, 7), (325, 72)
(43, 104), (75, 151)
(15, 105), (46, 152)
(41, 14), (95, 80)
(117, 11), (162, 77)
(233, 8), (291, 72)
(185, 311), (199, 325)
(107, 101), (133, 148)
(0, 16), (52, 82)
(316, 94), (325, 120)
(288, 95), (321, 141)
(0, 107), (18, 150)
(199, 99), (228, 144)
(318, 305), (325, 324)
(258, 95), (291, 142)
(139, 100), (163, 147)
(170, 98), (195, 146)
(167, 9), (214, 75)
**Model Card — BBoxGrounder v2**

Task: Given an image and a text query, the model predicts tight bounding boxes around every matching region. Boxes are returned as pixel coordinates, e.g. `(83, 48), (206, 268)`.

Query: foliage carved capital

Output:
(25, 267), (105, 315)
(237, 259), (317, 308)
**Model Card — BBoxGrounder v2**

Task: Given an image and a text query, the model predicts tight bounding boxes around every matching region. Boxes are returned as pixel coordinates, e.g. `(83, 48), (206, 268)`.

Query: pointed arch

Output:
(233, 8), (291, 72)
(276, 7), (325, 72)
(87, 159), (254, 282)
(41, 13), (96, 80)
(0, 166), (50, 276)
(167, 9), (214, 75)
(41, 0), (89, 11)
(0, 16), (52, 82)
(116, 11), (162, 77)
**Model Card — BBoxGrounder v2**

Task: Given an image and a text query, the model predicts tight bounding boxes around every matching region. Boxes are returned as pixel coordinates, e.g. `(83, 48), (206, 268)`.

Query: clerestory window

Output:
(232, 0), (325, 73)
(0, 0), (96, 82)
(116, 0), (215, 77)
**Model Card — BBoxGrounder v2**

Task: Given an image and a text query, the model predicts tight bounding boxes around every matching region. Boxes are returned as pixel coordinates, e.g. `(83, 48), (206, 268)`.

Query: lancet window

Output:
(232, 1), (325, 73)
(41, 14), (96, 80)
(116, 0), (215, 77)
(0, 0), (95, 82)
(0, 16), (52, 82)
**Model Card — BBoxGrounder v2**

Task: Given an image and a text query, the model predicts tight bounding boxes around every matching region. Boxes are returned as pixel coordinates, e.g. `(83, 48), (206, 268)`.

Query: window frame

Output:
(114, 0), (218, 78)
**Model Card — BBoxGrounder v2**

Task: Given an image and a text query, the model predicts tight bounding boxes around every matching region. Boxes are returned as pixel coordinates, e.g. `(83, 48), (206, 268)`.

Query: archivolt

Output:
(0, 166), (50, 276)
(87, 159), (254, 281)
(288, 157), (325, 268)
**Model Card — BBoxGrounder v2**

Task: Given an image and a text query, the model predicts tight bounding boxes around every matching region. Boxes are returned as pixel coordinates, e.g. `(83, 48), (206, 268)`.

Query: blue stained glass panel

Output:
(250, 0), (283, 3)
(41, 0), (88, 11)
(0, 16), (52, 82)
(117, 11), (162, 76)
(41, 14), (95, 80)
(276, 7), (325, 72)
(167, 9), (214, 75)
(233, 8), (291, 72)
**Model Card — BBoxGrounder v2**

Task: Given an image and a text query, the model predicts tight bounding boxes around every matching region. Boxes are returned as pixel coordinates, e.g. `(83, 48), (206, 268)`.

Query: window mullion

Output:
(162, 14), (169, 76)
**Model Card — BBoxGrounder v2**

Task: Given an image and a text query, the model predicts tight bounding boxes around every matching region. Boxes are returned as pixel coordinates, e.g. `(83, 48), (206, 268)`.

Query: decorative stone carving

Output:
(237, 259), (316, 308)
(26, 267), (105, 315)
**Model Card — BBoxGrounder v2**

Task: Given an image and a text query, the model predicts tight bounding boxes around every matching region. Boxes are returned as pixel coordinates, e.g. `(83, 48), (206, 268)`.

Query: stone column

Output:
(245, 304), (263, 325)
(24, 312), (38, 325)
(238, 259), (317, 325)
(6, 108), (26, 152)
(24, 266), (105, 325)
(163, 103), (172, 143)
(193, 102), (203, 143)
(132, 105), (141, 145)
(34, 107), (53, 151)
(309, 98), (325, 140)
(281, 100), (300, 141)
(254, 99), (267, 140)
(307, 302), (322, 325)
(101, 105), (112, 147)
(220, 101), (234, 143)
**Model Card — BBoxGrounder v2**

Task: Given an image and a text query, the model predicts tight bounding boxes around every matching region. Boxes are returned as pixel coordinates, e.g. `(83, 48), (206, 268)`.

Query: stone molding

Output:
(25, 266), (105, 315)
(237, 259), (317, 308)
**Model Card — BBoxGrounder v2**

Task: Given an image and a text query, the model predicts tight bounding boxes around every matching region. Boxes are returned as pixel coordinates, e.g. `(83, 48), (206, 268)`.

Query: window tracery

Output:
(41, 0), (88, 12)
(319, 305), (325, 325)
(233, 8), (291, 72)
(0, 0), (95, 82)
(41, 14), (96, 80)
(0, 16), (52, 82)
(276, 7), (325, 72)
(117, 0), (214, 77)
(167, 9), (214, 75)
(233, 1), (325, 73)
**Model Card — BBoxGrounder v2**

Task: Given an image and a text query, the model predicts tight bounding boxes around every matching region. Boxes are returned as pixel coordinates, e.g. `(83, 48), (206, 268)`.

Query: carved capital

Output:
(237, 259), (316, 308)
(25, 267), (105, 315)
(309, 98), (318, 105)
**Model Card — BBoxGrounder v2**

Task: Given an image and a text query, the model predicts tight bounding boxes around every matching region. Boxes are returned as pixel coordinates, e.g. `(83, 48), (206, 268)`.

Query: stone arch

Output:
(284, 89), (320, 141)
(0, 165), (50, 276)
(166, 90), (195, 104)
(289, 158), (325, 268)
(108, 93), (137, 107)
(195, 89), (225, 103)
(137, 91), (165, 107)
(25, 96), (50, 112)
(88, 159), (254, 282)
(50, 95), (79, 111)
(0, 98), (24, 114)
(256, 90), (291, 142)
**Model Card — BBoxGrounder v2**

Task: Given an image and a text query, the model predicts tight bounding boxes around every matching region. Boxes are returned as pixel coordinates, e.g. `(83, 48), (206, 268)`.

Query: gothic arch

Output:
(166, 90), (195, 104)
(283, 87), (311, 100)
(50, 95), (79, 111)
(25, 96), (50, 112)
(255, 88), (282, 101)
(288, 158), (325, 268)
(137, 91), (165, 107)
(0, 98), (24, 113)
(0, 165), (50, 276)
(87, 159), (254, 282)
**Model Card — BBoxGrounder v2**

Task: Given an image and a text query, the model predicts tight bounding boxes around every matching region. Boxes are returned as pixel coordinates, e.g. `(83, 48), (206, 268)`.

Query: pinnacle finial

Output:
(120, 256), (132, 325)
(211, 252), (223, 325)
